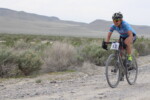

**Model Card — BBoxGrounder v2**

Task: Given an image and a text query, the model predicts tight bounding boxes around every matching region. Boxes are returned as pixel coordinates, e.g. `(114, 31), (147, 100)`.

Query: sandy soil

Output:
(0, 55), (150, 100)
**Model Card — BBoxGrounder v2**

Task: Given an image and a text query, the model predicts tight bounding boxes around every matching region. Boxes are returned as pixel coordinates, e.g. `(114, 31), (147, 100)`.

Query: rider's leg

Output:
(124, 37), (133, 54)
(124, 37), (133, 61)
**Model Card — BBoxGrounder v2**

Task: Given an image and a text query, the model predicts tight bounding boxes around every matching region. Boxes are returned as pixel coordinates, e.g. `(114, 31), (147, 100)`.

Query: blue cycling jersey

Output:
(109, 20), (136, 37)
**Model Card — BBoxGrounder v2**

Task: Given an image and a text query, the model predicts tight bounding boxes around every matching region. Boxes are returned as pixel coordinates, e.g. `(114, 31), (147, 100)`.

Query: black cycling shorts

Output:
(119, 34), (137, 43)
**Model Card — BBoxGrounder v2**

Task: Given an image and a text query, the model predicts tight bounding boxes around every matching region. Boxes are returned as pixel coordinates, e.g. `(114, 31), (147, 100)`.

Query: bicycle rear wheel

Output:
(126, 55), (138, 85)
(106, 54), (120, 88)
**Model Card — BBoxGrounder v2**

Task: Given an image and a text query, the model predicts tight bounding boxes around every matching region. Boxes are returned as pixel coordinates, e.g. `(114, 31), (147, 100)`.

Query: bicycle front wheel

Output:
(126, 55), (138, 85)
(106, 54), (120, 88)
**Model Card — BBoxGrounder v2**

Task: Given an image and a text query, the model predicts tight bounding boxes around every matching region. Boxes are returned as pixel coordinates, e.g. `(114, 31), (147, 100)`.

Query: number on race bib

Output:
(110, 42), (119, 50)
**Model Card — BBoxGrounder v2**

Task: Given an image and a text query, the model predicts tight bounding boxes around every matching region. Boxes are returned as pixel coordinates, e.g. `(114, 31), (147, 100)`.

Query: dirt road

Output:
(0, 56), (150, 100)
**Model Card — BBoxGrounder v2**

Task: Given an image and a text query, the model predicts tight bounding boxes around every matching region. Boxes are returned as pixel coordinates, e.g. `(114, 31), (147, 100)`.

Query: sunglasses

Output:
(113, 19), (121, 22)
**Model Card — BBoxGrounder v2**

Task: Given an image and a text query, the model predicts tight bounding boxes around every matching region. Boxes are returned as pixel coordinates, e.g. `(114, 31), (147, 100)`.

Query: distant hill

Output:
(0, 8), (59, 21)
(0, 8), (149, 38)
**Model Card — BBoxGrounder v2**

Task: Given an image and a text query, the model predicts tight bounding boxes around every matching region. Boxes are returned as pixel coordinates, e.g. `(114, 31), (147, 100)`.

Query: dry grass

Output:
(43, 41), (77, 72)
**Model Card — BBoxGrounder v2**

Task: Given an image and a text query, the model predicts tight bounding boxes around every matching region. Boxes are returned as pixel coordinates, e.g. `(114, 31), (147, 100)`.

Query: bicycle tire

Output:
(106, 54), (120, 88)
(126, 55), (138, 85)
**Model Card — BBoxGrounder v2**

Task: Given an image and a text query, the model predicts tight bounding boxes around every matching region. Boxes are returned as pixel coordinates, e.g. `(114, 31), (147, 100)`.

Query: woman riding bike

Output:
(103, 12), (137, 65)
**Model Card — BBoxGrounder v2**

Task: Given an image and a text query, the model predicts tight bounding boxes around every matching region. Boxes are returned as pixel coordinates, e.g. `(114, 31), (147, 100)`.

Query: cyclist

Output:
(102, 12), (137, 66)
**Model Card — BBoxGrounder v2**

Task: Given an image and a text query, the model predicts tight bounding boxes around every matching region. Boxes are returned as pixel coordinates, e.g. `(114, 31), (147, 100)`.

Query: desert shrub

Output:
(43, 41), (77, 72)
(4, 38), (15, 46)
(0, 48), (22, 77)
(0, 64), (22, 78)
(79, 43), (112, 66)
(134, 39), (150, 56)
(17, 50), (42, 75)
(13, 40), (32, 50)
(32, 43), (48, 53)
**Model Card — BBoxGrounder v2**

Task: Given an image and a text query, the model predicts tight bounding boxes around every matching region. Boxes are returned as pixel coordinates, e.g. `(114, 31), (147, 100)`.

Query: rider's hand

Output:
(102, 41), (108, 50)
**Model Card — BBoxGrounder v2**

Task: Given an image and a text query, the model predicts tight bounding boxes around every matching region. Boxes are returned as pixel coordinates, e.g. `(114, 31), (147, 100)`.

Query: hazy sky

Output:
(0, 0), (150, 26)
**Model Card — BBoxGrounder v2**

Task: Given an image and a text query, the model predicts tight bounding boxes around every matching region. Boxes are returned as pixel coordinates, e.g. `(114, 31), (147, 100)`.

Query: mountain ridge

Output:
(0, 8), (149, 38)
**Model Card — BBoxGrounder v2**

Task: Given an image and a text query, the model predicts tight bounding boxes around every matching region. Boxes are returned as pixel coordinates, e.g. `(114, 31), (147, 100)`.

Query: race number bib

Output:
(110, 42), (119, 50)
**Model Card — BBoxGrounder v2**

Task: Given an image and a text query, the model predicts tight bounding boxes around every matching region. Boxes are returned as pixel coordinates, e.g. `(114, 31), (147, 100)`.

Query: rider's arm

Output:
(106, 32), (113, 43)
(106, 25), (115, 42)
(124, 23), (133, 41)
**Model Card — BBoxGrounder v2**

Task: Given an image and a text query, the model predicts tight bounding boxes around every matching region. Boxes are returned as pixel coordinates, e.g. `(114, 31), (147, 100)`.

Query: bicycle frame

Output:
(104, 38), (138, 88)
(107, 39), (128, 76)
(116, 49), (127, 76)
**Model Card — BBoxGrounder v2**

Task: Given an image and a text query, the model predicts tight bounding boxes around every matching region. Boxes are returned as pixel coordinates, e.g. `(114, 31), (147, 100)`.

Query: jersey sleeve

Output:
(123, 23), (132, 32)
(109, 25), (115, 32)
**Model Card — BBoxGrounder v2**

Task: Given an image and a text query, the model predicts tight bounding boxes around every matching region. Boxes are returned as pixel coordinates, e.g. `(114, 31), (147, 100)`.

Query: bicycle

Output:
(102, 38), (138, 88)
